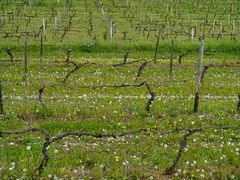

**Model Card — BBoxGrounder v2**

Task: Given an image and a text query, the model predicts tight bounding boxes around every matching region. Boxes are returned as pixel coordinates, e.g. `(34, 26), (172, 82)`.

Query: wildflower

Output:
(115, 156), (119, 162)
(73, 169), (78, 174)
(26, 146), (31, 151)
(177, 169), (182, 173)
(122, 160), (129, 166)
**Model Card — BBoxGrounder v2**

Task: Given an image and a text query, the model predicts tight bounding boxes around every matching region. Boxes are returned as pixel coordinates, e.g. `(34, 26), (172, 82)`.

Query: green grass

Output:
(0, 0), (240, 179)
(1, 40), (240, 60)
(0, 57), (239, 179)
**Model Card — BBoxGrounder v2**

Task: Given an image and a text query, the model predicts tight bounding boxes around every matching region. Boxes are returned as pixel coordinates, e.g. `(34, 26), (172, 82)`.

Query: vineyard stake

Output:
(40, 27), (43, 64)
(42, 18), (46, 40)
(169, 39), (174, 81)
(237, 94), (240, 111)
(191, 28), (194, 40)
(154, 28), (161, 63)
(53, 16), (57, 38)
(0, 82), (3, 115)
(194, 40), (204, 113)
(24, 33), (28, 82)
(110, 16), (113, 43)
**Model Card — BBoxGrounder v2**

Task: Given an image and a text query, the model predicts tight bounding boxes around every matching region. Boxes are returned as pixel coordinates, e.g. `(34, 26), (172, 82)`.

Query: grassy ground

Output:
(0, 0), (240, 179)
(0, 56), (240, 179)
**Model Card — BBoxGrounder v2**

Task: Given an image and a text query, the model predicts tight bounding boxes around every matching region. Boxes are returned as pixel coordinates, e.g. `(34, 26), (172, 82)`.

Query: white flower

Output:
(48, 174), (52, 178)
(177, 169), (182, 173)
(26, 146), (31, 151)
(54, 149), (58, 154)
(73, 169), (78, 174)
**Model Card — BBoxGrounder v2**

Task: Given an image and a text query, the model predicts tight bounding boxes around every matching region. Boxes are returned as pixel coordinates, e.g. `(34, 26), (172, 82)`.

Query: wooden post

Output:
(154, 28), (161, 63)
(6, 48), (14, 62)
(220, 22), (223, 38)
(84, 0), (88, 12)
(194, 40), (204, 113)
(40, 27), (43, 64)
(110, 16), (113, 43)
(101, 5), (107, 27)
(169, 39), (174, 81)
(237, 94), (240, 111)
(0, 82), (3, 115)
(24, 33), (28, 82)
(233, 20), (236, 35)
(53, 16), (57, 38)
(212, 18), (215, 37)
(191, 28), (194, 40)
(42, 18), (46, 40)
(228, 14), (231, 30)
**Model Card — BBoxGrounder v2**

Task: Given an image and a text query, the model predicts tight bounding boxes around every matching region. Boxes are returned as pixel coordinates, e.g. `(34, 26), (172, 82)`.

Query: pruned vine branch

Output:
(38, 81), (156, 113)
(65, 49), (73, 63)
(201, 65), (209, 83)
(1, 126), (239, 178)
(164, 125), (240, 175)
(135, 59), (149, 81)
(165, 128), (201, 175)
(6, 48), (14, 62)
(92, 81), (147, 89)
(145, 83), (156, 113)
(113, 58), (147, 67)
(63, 62), (96, 84)
(0, 128), (147, 178)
